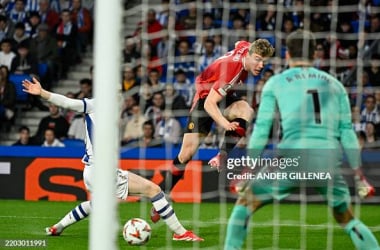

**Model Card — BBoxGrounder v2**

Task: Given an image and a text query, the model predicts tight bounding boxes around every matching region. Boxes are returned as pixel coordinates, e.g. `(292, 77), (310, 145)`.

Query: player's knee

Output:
(227, 101), (253, 121)
(178, 151), (192, 163)
(333, 204), (353, 224)
(146, 182), (162, 198)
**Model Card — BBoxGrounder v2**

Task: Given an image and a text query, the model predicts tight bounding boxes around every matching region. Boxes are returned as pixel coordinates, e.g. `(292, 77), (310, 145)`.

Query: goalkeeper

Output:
(224, 30), (379, 250)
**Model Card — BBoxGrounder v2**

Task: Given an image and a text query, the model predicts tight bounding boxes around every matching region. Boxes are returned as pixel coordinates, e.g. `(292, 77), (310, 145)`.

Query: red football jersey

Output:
(191, 41), (250, 110)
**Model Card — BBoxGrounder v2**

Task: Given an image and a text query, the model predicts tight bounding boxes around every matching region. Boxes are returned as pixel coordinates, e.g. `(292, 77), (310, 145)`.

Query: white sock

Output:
(151, 192), (186, 235)
(56, 201), (92, 229)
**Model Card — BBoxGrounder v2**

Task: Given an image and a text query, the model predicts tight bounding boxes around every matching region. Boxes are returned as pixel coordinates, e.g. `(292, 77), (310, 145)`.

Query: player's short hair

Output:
(286, 29), (316, 60)
(249, 39), (274, 57)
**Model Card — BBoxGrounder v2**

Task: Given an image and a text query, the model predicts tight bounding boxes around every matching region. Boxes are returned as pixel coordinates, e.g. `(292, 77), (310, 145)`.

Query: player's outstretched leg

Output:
(334, 206), (380, 250)
(159, 156), (187, 192)
(344, 219), (380, 250)
(224, 205), (252, 249)
(224, 182), (263, 250)
(127, 171), (203, 242)
(159, 133), (201, 192)
(46, 200), (91, 236)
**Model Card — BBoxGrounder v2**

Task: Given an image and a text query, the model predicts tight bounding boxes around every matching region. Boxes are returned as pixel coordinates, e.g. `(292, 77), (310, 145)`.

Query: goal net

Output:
(122, 0), (380, 249)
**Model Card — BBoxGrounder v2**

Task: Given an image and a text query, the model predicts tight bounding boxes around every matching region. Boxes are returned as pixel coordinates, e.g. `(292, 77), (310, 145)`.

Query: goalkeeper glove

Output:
(355, 175), (375, 199)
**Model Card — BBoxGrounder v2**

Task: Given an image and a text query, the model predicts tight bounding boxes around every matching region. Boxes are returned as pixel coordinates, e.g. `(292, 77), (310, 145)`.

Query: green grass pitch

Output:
(0, 200), (379, 249)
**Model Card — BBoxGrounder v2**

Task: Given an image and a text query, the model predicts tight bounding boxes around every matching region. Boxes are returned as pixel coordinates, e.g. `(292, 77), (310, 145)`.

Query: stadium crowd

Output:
(2, 0), (380, 149)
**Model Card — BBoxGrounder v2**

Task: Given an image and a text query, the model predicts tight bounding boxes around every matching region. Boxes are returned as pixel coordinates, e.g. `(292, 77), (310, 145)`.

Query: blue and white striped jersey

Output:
(48, 93), (95, 165)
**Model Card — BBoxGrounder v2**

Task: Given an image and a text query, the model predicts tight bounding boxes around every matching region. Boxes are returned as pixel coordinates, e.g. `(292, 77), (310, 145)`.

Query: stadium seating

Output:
(9, 74), (31, 103)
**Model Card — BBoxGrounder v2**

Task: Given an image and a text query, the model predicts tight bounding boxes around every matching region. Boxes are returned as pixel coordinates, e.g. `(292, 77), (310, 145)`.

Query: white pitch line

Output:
(1, 215), (380, 232)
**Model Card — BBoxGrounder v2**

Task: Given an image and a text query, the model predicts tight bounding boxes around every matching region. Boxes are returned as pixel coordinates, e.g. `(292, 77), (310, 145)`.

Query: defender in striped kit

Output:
(22, 78), (203, 242)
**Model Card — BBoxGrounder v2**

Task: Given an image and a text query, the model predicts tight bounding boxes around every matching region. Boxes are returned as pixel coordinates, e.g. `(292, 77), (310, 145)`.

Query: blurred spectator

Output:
(313, 43), (329, 72)
(154, 110), (182, 145)
(350, 71), (374, 105)
(356, 131), (366, 149)
(55, 8), (78, 79)
(139, 81), (153, 109)
(10, 40), (39, 76)
(336, 20), (356, 73)
(141, 43), (163, 76)
(136, 8), (163, 47)
(38, 0), (60, 32)
(121, 63), (139, 92)
(170, 40), (195, 81)
(71, 0), (92, 55)
(42, 128), (65, 147)
(0, 38), (16, 70)
(288, 0), (305, 28)
(0, 66), (16, 132)
(364, 14), (380, 55)
(228, 14), (246, 50)
(10, 22), (30, 51)
(49, 0), (72, 13)
(202, 12), (217, 34)
(68, 114), (85, 140)
(281, 18), (295, 47)
(156, 30), (169, 61)
(176, 2), (196, 30)
(232, 8), (250, 27)
(74, 78), (92, 99)
(204, 0), (223, 21)
(29, 23), (58, 89)
(360, 95), (380, 124)
(147, 68), (164, 93)
(375, 89), (380, 108)
(212, 34), (227, 58)
(120, 94), (137, 123)
(25, 0), (40, 13)
(365, 122), (377, 142)
(197, 38), (218, 72)
(125, 120), (163, 148)
(156, 0), (169, 28)
(173, 69), (194, 107)
(352, 105), (365, 132)
(121, 104), (146, 146)
(9, 0), (27, 24)
(138, 68), (162, 108)
(25, 11), (41, 38)
(261, 68), (274, 82)
(32, 103), (69, 144)
(0, 15), (15, 42)
(163, 84), (188, 115)
(365, 53), (380, 87)
(257, 4), (276, 31)
(123, 36), (140, 64)
(12, 125), (34, 145)
(62, 91), (76, 123)
(310, 5), (331, 32)
(144, 91), (164, 127)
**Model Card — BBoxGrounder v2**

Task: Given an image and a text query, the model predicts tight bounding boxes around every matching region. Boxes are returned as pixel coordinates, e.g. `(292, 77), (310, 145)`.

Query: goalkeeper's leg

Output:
(224, 182), (266, 249)
(334, 204), (380, 250)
